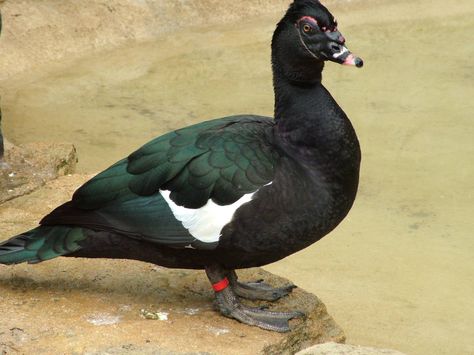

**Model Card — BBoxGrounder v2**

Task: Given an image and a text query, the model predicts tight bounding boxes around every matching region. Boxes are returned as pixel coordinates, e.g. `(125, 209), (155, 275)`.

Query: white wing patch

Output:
(159, 190), (255, 243)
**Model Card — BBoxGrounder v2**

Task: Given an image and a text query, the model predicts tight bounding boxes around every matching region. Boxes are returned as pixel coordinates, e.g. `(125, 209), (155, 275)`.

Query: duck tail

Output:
(0, 226), (87, 265)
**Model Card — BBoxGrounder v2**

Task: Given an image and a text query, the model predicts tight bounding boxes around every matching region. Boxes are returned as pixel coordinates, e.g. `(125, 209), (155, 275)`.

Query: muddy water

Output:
(0, 23), (276, 171)
(1, 0), (473, 354)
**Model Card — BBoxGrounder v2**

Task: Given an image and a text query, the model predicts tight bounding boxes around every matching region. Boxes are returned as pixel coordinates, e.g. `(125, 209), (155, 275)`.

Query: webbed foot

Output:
(206, 266), (304, 332)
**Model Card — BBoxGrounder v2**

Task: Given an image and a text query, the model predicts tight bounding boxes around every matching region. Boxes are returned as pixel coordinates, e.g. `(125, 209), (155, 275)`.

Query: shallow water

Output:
(1, 0), (473, 354)
(1, 23), (276, 171)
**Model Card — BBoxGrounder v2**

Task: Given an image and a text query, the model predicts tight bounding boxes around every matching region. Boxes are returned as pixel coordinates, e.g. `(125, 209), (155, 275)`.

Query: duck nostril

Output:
(330, 43), (341, 52)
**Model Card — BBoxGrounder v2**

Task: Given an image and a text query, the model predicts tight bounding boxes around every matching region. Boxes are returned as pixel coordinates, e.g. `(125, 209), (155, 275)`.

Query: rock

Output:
(0, 263), (345, 355)
(0, 142), (77, 204)
(0, 174), (345, 354)
(297, 342), (407, 355)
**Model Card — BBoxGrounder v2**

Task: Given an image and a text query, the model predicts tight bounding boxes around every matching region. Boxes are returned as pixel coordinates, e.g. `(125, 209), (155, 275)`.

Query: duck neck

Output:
(273, 64), (323, 123)
(272, 66), (360, 174)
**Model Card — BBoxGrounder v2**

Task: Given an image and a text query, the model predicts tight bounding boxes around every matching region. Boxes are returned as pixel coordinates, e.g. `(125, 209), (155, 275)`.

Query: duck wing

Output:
(41, 115), (279, 249)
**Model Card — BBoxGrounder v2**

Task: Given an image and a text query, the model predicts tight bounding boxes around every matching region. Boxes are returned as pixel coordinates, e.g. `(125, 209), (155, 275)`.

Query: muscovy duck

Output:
(0, 0), (362, 332)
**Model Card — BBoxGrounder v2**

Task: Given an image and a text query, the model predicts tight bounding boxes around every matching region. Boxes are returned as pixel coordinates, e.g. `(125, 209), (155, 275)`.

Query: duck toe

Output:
(228, 270), (297, 301)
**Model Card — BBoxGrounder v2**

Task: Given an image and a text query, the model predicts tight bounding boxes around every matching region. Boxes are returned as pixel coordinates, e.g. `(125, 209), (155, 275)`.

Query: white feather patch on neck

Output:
(159, 190), (255, 243)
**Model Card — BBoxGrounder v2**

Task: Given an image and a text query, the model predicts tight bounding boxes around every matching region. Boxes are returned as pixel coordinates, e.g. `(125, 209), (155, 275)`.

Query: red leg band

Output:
(212, 277), (229, 292)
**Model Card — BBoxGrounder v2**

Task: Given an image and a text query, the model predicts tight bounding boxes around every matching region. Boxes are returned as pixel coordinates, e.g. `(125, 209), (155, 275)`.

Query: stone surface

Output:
(0, 141), (77, 204)
(297, 342), (407, 355)
(0, 174), (345, 354)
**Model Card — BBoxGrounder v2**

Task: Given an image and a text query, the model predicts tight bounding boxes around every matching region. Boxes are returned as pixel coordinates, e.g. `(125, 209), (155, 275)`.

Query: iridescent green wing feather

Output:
(72, 115), (279, 210)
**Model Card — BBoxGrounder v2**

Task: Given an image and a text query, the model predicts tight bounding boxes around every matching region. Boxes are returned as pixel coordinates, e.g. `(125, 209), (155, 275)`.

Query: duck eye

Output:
(303, 24), (312, 33)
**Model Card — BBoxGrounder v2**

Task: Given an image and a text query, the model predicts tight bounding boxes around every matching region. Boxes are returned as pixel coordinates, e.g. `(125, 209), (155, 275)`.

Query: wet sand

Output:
(1, 0), (473, 354)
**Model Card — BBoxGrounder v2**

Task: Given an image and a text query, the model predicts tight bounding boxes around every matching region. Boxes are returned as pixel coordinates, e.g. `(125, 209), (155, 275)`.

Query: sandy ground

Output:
(0, 0), (473, 354)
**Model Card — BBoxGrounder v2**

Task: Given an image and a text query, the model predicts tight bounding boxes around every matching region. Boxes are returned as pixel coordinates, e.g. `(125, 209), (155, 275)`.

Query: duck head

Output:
(272, 0), (363, 83)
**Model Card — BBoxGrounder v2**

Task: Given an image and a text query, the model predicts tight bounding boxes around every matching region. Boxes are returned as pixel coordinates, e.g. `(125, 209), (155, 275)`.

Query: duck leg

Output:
(228, 270), (296, 301)
(205, 265), (304, 332)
